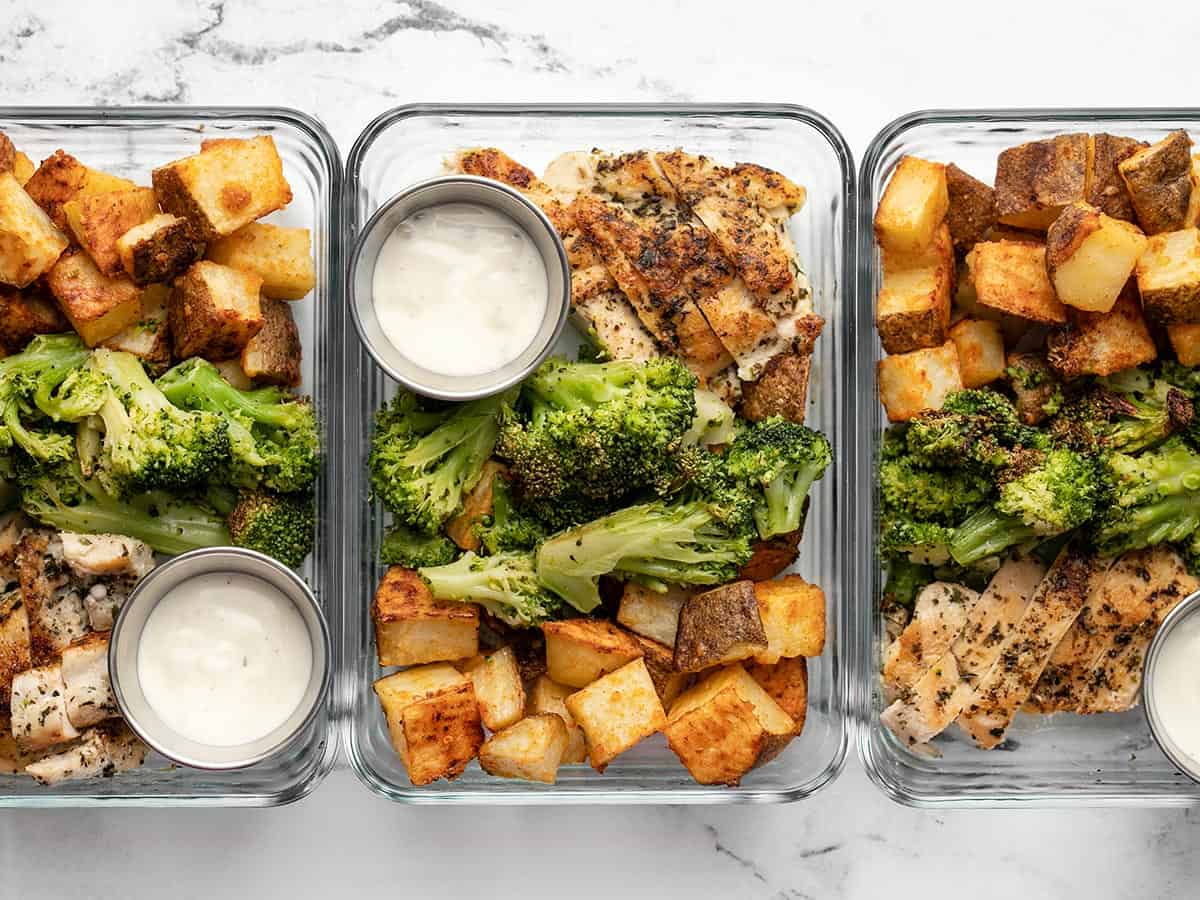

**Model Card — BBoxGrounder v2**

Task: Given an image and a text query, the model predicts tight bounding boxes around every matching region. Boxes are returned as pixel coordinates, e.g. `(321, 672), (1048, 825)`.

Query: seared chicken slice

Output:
(0, 589), (32, 709)
(0, 511), (25, 583)
(10, 663), (79, 751)
(882, 582), (980, 702)
(0, 713), (60, 775)
(61, 631), (117, 728)
(17, 532), (88, 665)
(24, 721), (147, 785)
(957, 548), (1113, 749)
(59, 533), (155, 579)
(572, 290), (661, 363)
(707, 366), (744, 409)
(880, 557), (1045, 747)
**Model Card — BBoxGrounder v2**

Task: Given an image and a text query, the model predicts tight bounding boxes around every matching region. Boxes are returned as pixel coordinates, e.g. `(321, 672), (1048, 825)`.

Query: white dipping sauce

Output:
(371, 202), (548, 376)
(1151, 611), (1200, 765)
(137, 573), (313, 747)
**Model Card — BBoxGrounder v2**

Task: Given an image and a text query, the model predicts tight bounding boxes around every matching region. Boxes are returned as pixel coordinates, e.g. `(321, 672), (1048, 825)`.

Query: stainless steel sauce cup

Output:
(1143, 588), (1200, 784)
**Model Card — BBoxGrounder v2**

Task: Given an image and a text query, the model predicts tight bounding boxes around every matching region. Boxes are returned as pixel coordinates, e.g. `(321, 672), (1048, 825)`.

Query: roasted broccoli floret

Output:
(419, 550), (562, 628)
(682, 388), (737, 447)
(722, 416), (832, 539)
(227, 489), (314, 568)
(0, 333), (90, 464)
(1182, 528), (1200, 577)
(379, 523), (458, 568)
(475, 474), (548, 555)
(497, 356), (697, 507)
(907, 389), (1044, 469)
(879, 455), (992, 525)
(369, 389), (511, 535)
(18, 459), (230, 555)
(157, 358), (320, 493)
(536, 497), (755, 613)
(1051, 370), (1193, 454)
(880, 518), (954, 566)
(1095, 437), (1200, 556)
(949, 448), (1103, 565)
(882, 558), (934, 609)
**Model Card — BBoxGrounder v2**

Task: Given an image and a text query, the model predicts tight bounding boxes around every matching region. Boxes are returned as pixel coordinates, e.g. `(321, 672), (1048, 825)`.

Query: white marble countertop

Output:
(3, 1), (1200, 896)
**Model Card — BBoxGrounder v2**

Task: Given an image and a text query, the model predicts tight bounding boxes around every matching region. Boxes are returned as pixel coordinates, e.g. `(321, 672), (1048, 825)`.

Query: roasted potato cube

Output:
(1119, 130), (1194, 235)
(373, 565), (479, 667)
(664, 664), (796, 784)
(874, 156), (949, 254)
(12, 152), (34, 187)
(10, 663), (79, 751)
(479, 714), (570, 784)
(0, 285), (69, 356)
(628, 632), (688, 707)
(459, 646), (525, 731)
(115, 213), (204, 285)
(44, 248), (142, 345)
(966, 240), (1066, 324)
(994, 134), (1089, 230)
(1136, 228), (1200, 323)
(1087, 134), (1146, 222)
(616, 582), (690, 647)
(945, 163), (996, 251)
(948, 318), (1005, 388)
(206, 223), (315, 300)
(0, 590), (31, 707)
(1005, 352), (1061, 425)
(445, 461), (505, 553)
(100, 283), (172, 375)
(240, 297), (301, 387)
(753, 575), (826, 664)
(526, 675), (587, 764)
(746, 656), (808, 735)
(739, 349), (812, 424)
(152, 136), (292, 240)
(542, 618), (643, 688)
(63, 187), (158, 277)
(1047, 288), (1157, 378)
(0, 133), (14, 174)
(564, 658), (666, 772)
(739, 529), (802, 582)
(373, 663), (469, 762)
(876, 222), (953, 354)
(401, 681), (484, 785)
(674, 581), (768, 673)
(1168, 323), (1200, 366)
(877, 340), (963, 423)
(0, 172), (69, 288)
(1045, 202), (1147, 313)
(23, 151), (136, 229)
(1187, 154), (1200, 228)
(168, 260), (264, 360)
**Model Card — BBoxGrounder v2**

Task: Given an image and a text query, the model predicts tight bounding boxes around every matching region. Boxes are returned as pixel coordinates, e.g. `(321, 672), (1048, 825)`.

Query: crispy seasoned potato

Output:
(664, 664), (796, 784)
(116, 213), (204, 285)
(874, 156), (949, 254)
(1168, 323), (1200, 366)
(616, 582), (690, 647)
(0, 172), (69, 288)
(100, 284), (172, 374)
(739, 349), (812, 424)
(1045, 202), (1147, 313)
(1135, 227), (1200, 323)
(876, 222), (953, 354)
(373, 663), (469, 762)
(542, 618), (643, 688)
(0, 286), (69, 356)
(459, 646), (525, 731)
(0, 590), (31, 708)
(206, 223), (315, 300)
(526, 674), (587, 764)
(753, 574), (826, 664)
(479, 714), (570, 784)
(44, 248), (142, 345)
(1187, 154), (1200, 228)
(994, 134), (1089, 230)
(152, 136), (292, 240)
(966, 240), (1067, 324)
(1047, 288), (1157, 378)
(745, 656), (808, 735)
(445, 461), (505, 553)
(948, 318), (1005, 388)
(240, 297), (301, 387)
(877, 340), (963, 422)
(674, 581), (768, 673)
(945, 163), (996, 251)
(564, 658), (666, 772)
(628, 632), (688, 708)
(1119, 130), (1193, 235)
(739, 529), (802, 582)
(63, 187), (158, 277)
(1005, 352), (1061, 425)
(1087, 134), (1146, 222)
(401, 682), (484, 785)
(23, 151), (136, 229)
(373, 566), (479, 667)
(12, 152), (34, 187)
(168, 260), (264, 360)
(0, 133), (14, 175)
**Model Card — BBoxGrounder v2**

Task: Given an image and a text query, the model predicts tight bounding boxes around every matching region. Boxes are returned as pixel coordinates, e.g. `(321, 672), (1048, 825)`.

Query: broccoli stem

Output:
(419, 551), (560, 628)
(949, 505), (1038, 566)
(1097, 494), (1200, 556)
(158, 359), (308, 431)
(758, 462), (823, 539)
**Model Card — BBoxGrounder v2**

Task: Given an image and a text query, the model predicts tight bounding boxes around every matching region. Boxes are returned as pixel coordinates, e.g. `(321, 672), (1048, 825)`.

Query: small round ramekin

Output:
(109, 547), (331, 771)
(348, 175), (571, 401)
(1143, 587), (1200, 784)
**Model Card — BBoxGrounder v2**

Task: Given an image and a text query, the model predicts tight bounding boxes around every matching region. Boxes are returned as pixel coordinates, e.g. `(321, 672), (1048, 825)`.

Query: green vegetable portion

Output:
(420, 551), (562, 628)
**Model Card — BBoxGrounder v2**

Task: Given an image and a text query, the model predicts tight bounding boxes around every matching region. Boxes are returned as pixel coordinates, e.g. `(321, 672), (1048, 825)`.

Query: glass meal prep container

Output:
(854, 109), (1200, 808)
(341, 103), (855, 804)
(0, 107), (342, 807)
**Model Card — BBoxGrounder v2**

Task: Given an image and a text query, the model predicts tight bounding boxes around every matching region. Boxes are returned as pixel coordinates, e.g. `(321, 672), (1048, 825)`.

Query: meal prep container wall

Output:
(0, 108), (342, 807)
(854, 109), (1200, 808)
(342, 104), (855, 804)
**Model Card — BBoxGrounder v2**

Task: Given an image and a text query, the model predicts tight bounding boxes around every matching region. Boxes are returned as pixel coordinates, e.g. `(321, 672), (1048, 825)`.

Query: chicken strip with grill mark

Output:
(882, 582), (980, 703)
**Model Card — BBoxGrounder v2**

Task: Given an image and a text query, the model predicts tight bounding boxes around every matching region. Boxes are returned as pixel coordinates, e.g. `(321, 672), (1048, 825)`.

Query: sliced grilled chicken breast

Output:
(25, 721), (147, 785)
(10, 663), (79, 751)
(59, 533), (154, 579)
(0, 589), (31, 709)
(882, 582), (980, 702)
(17, 532), (87, 665)
(61, 631), (117, 728)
